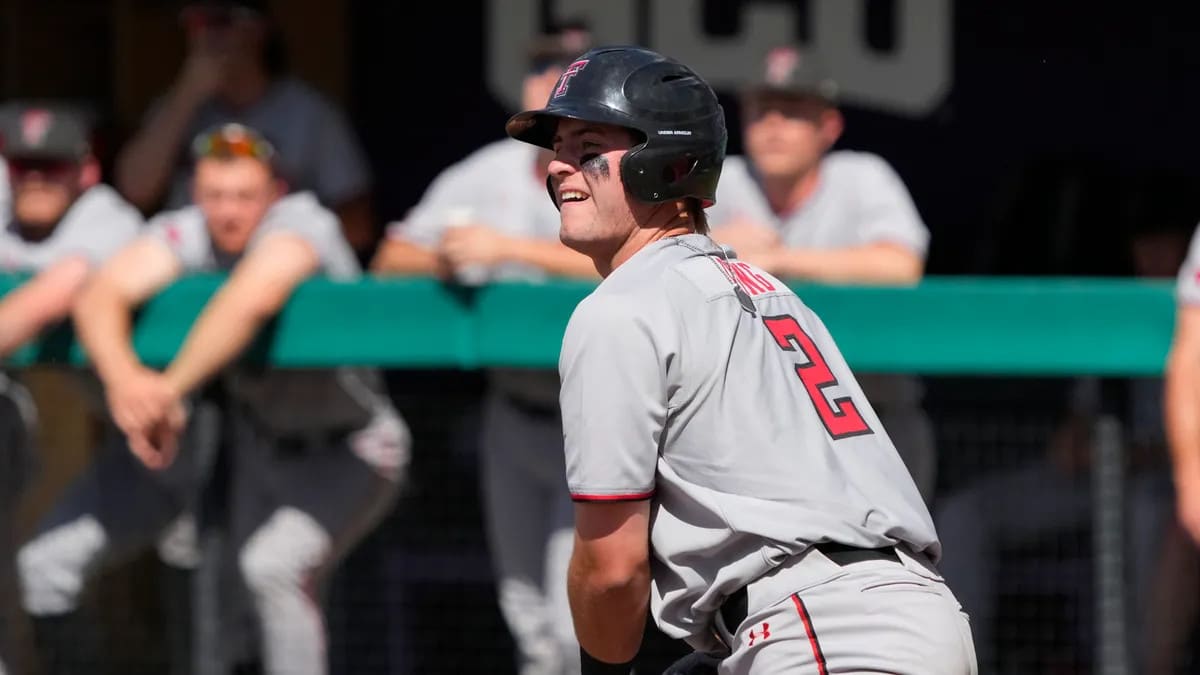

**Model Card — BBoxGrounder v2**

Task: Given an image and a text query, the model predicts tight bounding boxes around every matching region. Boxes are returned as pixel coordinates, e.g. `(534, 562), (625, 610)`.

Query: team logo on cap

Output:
(764, 47), (801, 86)
(553, 59), (589, 98)
(20, 109), (53, 147)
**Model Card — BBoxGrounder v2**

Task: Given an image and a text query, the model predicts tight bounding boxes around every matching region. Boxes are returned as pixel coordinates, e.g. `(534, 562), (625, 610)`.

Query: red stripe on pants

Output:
(791, 594), (829, 675)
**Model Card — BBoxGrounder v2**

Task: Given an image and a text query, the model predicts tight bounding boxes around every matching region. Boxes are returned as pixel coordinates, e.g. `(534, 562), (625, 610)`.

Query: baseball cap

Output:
(526, 21), (592, 74)
(744, 46), (839, 104)
(0, 104), (92, 162)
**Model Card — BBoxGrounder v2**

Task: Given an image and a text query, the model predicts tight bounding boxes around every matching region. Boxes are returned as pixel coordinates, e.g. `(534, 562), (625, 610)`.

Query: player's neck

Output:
(599, 207), (693, 277)
(762, 163), (822, 217)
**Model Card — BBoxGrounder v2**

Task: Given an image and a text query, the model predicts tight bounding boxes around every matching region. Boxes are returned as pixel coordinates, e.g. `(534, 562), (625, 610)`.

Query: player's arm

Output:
(369, 235), (441, 275)
(762, 242), (923, 285)
(114, 52), (220, 210)
(570, 500), (652, 668)
(559, 296), (669, 670)
(162, 232), (318, 398)
(1166, 304), (1200, 542)
(0, 256), (93, 359)
(73, 238), (183, 383)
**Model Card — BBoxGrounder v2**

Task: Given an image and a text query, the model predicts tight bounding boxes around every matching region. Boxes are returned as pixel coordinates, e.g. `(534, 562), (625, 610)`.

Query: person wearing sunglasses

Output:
(0, 102), (142, 674)
(19, 123), (410, 675)
(704, 46), (938, 508)
(114, 0), (377, 259)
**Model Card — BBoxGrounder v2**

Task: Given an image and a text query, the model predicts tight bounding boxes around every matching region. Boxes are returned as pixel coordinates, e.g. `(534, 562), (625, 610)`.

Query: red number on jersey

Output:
(763, 314), (873, 440)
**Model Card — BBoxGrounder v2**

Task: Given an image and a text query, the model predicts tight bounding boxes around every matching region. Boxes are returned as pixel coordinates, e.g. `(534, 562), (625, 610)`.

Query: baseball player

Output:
(18, 123), (409, 675)
(504, 46), (976, 674)
(0, 103), (143, 674)
(370, 26), (597, 675)
(705, 46), (938, 502)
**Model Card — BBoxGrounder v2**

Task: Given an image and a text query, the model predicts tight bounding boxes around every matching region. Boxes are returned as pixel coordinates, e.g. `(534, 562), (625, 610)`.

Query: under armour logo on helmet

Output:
(553, 59), (589, 98)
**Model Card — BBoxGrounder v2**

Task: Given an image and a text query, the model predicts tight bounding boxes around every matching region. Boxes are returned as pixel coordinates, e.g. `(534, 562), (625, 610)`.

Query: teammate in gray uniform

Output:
(504, 46), (975, 674)
(115, 0), (376, 255)
(18, 123), (409, 675)
(705, 46), (938, 501)
(0, 103), (142, 675)
(371, 28), (596, 675)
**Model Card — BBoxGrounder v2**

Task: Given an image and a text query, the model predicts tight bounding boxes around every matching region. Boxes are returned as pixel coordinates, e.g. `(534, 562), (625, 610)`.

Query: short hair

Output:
(684, 198), (709, 235)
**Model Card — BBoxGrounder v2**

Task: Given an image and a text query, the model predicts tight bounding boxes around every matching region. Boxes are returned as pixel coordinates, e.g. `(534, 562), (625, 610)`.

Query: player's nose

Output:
(548, 157), (577, 180)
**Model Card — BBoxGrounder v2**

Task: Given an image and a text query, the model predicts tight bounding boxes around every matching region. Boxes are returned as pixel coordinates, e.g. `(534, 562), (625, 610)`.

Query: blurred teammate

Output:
(19, 123), (409, 675)
(371, 26), (595, 675)
(506, 45), (974, 675)
(0, 102), (142, 675)
(705, 46), (938, 501)
(114, 0), (377, 256)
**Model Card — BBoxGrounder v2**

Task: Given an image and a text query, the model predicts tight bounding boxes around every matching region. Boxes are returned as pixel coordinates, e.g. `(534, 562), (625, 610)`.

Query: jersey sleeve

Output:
(309, 96), (373, 207)
(143, 207), (211, 270)
(852, 155), (930, 258)
(1176, 223), (1200, 306)
(260, 192), (361, 279)
(558, 294), (668, 501)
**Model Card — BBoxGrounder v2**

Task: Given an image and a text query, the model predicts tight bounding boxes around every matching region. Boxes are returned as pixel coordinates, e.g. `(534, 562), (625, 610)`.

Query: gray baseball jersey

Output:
(156, 78), (372, 211)
(388, 137), (564, 407)
(0, 184), (143, 272)
(144, 191), (388, 434)
(558, 234), (938, 644)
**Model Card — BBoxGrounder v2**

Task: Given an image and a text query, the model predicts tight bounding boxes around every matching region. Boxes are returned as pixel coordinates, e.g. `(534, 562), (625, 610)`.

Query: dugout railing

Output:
(0, 274), (1177, 675)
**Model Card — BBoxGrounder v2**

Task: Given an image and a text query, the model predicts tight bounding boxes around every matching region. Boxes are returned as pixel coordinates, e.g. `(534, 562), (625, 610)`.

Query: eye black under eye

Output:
(581, 153), (600, 164)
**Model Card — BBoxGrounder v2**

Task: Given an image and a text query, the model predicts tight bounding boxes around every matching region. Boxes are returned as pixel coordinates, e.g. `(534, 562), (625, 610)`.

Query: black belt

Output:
(718, 544), (901, 631)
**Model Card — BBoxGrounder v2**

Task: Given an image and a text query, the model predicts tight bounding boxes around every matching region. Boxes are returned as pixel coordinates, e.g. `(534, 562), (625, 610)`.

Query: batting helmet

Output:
(505, 45), (727, 206)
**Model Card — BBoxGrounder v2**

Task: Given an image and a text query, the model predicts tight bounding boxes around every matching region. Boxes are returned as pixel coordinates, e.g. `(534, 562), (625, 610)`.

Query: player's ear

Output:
(817, 107), (844, 150)
(78, 155), (101, 190)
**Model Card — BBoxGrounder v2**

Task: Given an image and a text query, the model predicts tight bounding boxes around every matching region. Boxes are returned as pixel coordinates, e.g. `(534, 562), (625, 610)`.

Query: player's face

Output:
(742, 93), (842, 179)
(193, 156), (282, 255)
(8, 158), (85, 234)
(547, 118), (644, 257)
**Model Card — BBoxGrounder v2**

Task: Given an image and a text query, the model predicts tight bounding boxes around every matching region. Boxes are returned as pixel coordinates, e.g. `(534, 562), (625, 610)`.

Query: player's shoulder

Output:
(266, 190), (340, 231)
(824, 150), (905, 183)
(76, 184), (142, 222)
(268, 77), (337, 109)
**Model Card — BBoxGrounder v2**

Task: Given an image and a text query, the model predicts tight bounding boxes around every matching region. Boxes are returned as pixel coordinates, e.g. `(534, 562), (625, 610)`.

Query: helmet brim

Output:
(506, 101), (645, 151)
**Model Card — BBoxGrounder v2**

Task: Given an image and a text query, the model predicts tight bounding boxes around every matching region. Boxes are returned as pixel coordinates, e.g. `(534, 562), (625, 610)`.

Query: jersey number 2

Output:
(763, 314), (873, 440)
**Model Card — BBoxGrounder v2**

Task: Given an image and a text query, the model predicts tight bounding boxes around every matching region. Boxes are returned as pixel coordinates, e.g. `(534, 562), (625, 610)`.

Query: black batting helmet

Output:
(505, 45), (727, 206)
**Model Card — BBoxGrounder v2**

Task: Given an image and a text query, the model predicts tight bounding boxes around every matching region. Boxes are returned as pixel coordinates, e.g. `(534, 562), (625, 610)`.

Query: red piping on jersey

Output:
(792, 594), (828, 675)
(570, 490), (655, 502)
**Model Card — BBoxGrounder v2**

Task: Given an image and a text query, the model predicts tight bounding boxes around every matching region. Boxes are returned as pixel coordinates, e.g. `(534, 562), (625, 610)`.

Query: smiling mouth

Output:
(559, 189), (590, 204)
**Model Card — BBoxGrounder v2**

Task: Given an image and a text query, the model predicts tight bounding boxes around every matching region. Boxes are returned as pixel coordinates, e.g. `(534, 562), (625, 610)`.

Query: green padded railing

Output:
(0, 274), (1178, 375)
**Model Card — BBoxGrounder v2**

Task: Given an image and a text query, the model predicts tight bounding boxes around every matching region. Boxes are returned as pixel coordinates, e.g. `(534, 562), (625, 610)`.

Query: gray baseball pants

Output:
(714, 545), (977, 674)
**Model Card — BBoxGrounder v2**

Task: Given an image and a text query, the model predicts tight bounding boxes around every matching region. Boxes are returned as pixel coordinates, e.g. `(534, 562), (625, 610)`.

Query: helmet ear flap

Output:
(622, 144), (705, 203)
